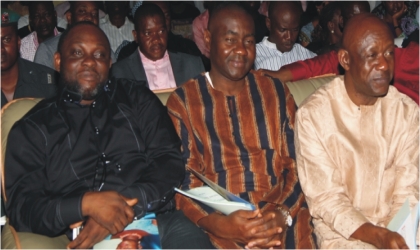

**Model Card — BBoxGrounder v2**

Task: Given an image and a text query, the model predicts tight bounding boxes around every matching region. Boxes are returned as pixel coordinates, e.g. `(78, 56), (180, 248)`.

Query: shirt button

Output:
(95, 127), (99, 134)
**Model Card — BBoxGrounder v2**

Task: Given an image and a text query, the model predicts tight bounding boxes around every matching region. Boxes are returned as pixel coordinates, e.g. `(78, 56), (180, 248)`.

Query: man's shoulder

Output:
(41, 33), (61, 48)
(113, 50), (138, 67)
(384, 85), (419, 110)
(168, 51), (201, 62)
(298, 76), (343, 109)
(18, 58), (57, 83)
(20, 31), (35, 43)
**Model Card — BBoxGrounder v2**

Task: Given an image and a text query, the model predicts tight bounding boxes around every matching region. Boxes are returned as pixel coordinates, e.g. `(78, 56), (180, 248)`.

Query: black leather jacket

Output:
(5, 78), (184, 237)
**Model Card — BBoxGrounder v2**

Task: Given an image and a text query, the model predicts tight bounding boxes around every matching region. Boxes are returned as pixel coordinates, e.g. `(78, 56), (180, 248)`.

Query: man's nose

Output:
(234, 41), (247, 55)
(376, 55), (390, 71)
(285, 31), (291, 40)
(82, 54), (96, 66)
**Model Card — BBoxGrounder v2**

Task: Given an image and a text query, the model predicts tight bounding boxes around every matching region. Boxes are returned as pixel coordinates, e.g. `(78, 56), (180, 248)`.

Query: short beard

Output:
(60, 77), (106, 101)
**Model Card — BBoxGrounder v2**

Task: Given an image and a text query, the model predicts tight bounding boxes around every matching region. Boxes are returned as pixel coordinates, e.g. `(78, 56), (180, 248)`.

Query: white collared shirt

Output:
(255, 36), (317, 71)
(99, 15), (135, 52)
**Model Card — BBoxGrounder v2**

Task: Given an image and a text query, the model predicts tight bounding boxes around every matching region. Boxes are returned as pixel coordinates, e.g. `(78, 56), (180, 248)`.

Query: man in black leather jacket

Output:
(4, 21), (213, 249)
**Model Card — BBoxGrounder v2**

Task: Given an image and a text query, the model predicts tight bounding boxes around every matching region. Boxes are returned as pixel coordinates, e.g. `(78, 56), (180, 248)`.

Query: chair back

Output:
(1, 98), (42, 201)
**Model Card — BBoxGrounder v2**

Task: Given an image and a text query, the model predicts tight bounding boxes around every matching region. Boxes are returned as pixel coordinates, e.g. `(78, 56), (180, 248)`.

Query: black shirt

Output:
(5, 78), (185, 237)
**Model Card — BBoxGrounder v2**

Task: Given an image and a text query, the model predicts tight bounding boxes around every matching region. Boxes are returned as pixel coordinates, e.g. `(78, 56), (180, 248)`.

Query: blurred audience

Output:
(372, 1), (419, 38)
(111, 3), (204, 90)
(255, 1), (316, 70)
(100, 1), (134, 52)
(1, 9), (56, 108)
(19, 1), (60, 61)
(306, 1), (343, 55)
(34, 1), (115, 69)
(117, 1), (204, 70)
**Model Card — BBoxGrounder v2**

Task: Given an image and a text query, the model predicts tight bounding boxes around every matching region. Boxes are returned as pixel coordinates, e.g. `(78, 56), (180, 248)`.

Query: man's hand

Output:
(67, 218), (110, 249)
(351, 223), (409, 249)
(81, 191), (138, 234)
(393, 4), (408, 21)
(245, 209), (285, 249)
(198, 209), (282, 247)
(258, 68), (294, 83)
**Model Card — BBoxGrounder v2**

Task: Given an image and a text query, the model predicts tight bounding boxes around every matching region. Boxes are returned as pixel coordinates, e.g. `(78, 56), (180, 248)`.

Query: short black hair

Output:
(133, 2), (165, 31)
(28, 1), (55, 17)
(57, 21), (109, 54)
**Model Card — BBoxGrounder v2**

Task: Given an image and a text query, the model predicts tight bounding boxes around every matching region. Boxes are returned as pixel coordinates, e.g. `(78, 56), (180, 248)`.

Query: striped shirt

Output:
(255, 36), (316, 71)
(167, 71), (316, 249)
(99, 15), (135, 52)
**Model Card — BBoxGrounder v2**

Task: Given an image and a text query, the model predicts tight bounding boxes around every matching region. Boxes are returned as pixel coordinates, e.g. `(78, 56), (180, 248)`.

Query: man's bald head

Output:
(266, 1), (302, 53)
(268, 1), (302, 20)
(341, 13), (392, 51)
(338, 13), (395, 105)
(208, 2), (253, 32)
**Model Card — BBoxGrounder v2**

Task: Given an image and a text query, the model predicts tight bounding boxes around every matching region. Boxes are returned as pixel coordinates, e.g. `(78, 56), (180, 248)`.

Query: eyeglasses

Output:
(92, 153), (109, 191)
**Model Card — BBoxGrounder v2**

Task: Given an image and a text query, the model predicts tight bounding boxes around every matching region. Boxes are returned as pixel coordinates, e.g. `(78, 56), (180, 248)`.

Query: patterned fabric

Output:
(20, 28), (59, 62)
(371, 1), (419, 38)
(255, 36), (317, 70)
(295, 76), (419, 248)
(99, 15), (135, 52)
(167, 71), (317, 249)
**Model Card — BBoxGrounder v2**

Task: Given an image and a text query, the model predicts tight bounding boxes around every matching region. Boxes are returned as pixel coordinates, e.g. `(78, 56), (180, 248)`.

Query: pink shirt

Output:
(139, 50), (176, 91)
(20, 28), (59, 62)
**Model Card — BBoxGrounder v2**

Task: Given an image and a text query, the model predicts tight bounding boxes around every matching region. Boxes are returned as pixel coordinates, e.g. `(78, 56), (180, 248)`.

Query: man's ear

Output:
(65, 11), (72, 25)
(132, 30), (137, 42)
(265, 16), (271, 30)
(53, 52), (61, 72)
(338, 49), (350, 71)
(204, 29), (211, 53)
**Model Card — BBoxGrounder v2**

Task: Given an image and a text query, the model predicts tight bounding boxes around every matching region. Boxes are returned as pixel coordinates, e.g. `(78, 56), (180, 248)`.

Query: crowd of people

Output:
(1, 1), (419, 249)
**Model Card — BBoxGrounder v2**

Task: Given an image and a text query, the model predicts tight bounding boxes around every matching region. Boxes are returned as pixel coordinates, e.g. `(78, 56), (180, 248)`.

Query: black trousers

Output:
(157, 210), (214, 249)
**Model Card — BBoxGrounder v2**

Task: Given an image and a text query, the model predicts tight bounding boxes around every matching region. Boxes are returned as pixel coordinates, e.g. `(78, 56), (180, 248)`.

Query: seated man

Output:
(295, 14), (418, 248)
(19, 1), (60, 61)
(1, 10), (57, 108)
(100, 1), (134, 52)
(254, 1), (316, 70)
(4, 22), (213, 249)
(111, 3), (204, 90)
(167, 3), (316, 249)
(261, 1), (419, 104)
(33, 1), (115, 70)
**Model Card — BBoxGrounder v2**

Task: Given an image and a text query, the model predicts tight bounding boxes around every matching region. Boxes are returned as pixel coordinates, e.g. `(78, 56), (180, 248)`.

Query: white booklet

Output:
(175, 168), (255, 215)
(387, 199), (420, 249)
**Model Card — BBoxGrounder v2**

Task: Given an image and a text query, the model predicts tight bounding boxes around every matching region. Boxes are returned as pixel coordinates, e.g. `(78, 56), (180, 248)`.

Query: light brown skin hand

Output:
(198, 209), (284, 248)
(245, 209), (286, 249)
(68, 194), (138, 249)
(392, 4), (408, 22)
(81, 191), (138, 235)
(351, 222), (409, 249)
(258, 68), (294, 83)
(67, 218), (111, 249)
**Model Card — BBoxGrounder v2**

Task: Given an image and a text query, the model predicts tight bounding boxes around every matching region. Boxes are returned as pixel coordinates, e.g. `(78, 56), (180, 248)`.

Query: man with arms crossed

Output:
(167, 3), (316, 249)
(295, 13), (418, 248)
